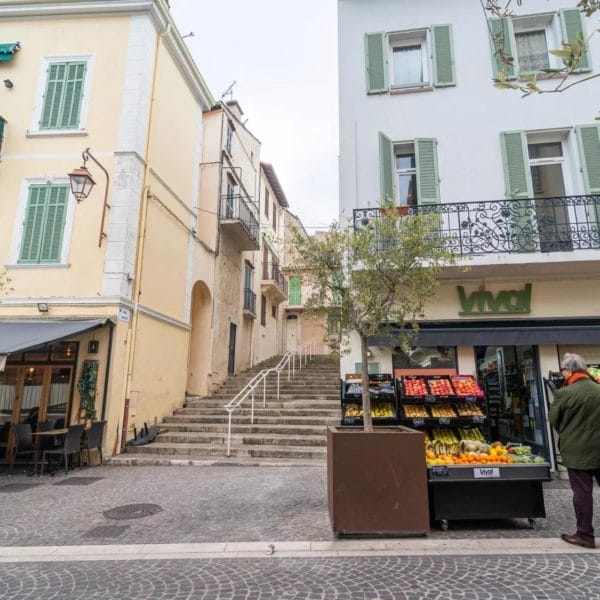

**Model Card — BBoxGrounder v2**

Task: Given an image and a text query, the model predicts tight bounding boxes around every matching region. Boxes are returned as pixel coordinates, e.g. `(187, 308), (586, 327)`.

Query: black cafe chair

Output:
(9, 423), (36, 476)
(82, 420), (106, 467)
(41, 424), (85, 476)
(36, 420), (58, 453)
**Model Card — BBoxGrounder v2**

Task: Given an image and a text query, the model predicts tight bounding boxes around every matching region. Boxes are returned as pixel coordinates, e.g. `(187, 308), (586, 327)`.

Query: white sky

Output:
(170, 0), (339, 231)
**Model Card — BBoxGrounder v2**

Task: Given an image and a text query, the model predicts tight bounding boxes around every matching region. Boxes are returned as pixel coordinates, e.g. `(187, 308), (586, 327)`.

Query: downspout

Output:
(120, 23), (169, 452)
(101, 320), (115, 421)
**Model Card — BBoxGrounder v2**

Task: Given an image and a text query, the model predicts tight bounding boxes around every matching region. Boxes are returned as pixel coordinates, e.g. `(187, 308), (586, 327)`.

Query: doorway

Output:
(228, 323), (237, 376)
(286, 315), (298, 352)
(528, 141), (572, 252)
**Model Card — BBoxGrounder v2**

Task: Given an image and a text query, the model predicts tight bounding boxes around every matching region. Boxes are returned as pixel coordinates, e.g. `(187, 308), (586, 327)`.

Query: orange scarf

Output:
(566, 372), (590, 386)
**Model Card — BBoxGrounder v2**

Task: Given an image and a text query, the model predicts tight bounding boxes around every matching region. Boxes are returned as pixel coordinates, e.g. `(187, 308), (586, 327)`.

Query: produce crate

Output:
(450, 375), (484, 398)
(426, 376), (455, 398)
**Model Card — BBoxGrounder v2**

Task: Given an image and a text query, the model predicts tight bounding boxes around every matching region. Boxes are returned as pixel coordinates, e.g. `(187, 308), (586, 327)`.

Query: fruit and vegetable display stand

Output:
(396, 372), (552, 530)
(339, 372), (552, 530)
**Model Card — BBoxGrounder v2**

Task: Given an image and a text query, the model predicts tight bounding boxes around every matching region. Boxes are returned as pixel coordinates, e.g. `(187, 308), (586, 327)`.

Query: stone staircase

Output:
(111, 354), (340, 466)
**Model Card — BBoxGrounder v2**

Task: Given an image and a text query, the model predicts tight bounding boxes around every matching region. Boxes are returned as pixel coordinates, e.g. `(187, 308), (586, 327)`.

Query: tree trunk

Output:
(360, 334), (373, 432)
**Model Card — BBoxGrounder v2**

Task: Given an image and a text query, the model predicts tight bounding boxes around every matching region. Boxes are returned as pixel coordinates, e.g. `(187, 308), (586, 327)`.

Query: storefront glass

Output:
(393, 346), (457, 370)
(475, 345), (549, 459)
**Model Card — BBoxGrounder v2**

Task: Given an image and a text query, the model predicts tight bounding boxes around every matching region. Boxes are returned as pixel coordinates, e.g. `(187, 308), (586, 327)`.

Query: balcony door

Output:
(528, 142), (572, 252)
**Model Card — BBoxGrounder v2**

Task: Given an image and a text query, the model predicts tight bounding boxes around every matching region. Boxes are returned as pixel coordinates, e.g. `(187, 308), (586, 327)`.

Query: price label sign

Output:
(473, 416), (485, 424)
(412, 418), (425, 427)
(425, 395), (436, 403)
(474, 467), (500, 479)
(465, 395), (477, 403)
(430, 466), (449, 478)
(438, 417), (451, 426)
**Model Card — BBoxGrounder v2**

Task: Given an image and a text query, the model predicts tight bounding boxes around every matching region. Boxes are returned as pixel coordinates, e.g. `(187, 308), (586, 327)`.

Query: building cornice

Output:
(0, 0), (214, 110)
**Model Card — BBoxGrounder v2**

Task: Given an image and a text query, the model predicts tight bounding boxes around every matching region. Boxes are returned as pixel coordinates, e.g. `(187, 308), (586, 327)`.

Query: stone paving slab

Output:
(0, 465), (598, 547)
(1, 554), (599, 599)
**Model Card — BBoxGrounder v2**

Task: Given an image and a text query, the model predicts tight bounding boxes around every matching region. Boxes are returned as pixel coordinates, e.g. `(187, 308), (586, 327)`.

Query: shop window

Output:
(260, 294), (266, 326)
(354, 362), (381, 374)
(393, 346), (457, 370)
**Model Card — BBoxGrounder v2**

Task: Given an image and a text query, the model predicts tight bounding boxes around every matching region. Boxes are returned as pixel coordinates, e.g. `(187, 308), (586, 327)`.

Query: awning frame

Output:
(0, 42), (20, 62)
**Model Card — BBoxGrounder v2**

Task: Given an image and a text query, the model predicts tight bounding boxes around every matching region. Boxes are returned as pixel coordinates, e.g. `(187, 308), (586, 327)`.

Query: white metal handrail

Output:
(224, 342), (314, 456)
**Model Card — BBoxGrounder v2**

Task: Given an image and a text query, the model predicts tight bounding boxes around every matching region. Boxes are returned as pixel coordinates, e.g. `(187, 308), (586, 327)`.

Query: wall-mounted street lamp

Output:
(68, 147), (111, 247)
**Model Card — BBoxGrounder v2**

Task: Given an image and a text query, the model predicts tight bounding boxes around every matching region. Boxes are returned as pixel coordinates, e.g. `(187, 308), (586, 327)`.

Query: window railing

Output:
(262, 263), (288, 296)
(243, 287), (257, 314)
(220, 193), (260, 244)
(354, 195), (600, 255)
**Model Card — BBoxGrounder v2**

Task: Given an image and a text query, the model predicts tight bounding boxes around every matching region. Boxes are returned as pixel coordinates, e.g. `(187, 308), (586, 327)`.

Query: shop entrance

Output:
(475, 345), (549, 459)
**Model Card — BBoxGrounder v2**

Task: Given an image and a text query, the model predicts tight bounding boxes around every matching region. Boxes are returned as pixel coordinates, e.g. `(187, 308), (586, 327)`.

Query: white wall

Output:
(338, 0), (600, 223)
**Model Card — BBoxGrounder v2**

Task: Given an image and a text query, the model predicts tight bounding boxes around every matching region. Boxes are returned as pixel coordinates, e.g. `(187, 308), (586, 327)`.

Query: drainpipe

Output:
(120, 23), (169, 452)
(100, 320), (115, 421)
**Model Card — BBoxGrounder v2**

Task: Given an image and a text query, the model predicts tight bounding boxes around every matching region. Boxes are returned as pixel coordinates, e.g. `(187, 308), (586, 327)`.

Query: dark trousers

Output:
(567, 468), (600, 544)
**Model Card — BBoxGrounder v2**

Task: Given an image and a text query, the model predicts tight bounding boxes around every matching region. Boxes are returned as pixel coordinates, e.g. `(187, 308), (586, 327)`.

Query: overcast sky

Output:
(170, 0), (339, 231)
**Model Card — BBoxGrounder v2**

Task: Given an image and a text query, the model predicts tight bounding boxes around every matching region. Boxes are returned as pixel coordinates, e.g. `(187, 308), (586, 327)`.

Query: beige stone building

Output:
(0, 0), (299, 460)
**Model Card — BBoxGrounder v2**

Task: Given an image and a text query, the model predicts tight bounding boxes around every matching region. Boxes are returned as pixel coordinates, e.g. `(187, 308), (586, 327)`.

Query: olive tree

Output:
(292, 209), (457, 432)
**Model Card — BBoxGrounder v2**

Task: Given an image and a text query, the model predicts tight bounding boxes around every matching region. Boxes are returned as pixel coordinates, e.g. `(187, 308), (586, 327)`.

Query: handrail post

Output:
(263, 375), (266, 408)
(251, 391), (255, 424)
(288, 357), (291, 381)
(277, 370), (280, 400)
(227, 410), (232, 456)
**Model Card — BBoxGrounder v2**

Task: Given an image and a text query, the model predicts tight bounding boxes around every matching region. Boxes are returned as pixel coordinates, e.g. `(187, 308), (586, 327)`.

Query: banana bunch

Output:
(371, 402), (395, 417)
(458, 427), (484, 441)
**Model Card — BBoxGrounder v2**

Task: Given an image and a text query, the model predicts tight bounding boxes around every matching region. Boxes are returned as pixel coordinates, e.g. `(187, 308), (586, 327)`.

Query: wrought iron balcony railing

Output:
(262, 263), (288, 296)
(354, 195), (600, 255)
(243, 287), (257, 315)
(220, 193), (260, 245)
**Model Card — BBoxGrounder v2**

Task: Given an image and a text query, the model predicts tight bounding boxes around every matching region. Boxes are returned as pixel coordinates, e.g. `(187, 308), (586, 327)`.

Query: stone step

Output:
(156, 432), (326, 446)
(159, 423), (329, 435)
(184, 400), (340, 409)
(128, 442), (327, 459)
(164, 415), (339, 426)
(109, 454), (326, 467)
(175, 408), (340, 417)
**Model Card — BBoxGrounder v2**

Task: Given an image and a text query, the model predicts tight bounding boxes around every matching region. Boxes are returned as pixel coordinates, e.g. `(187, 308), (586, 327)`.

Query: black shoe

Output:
(561, 533), (595, 549)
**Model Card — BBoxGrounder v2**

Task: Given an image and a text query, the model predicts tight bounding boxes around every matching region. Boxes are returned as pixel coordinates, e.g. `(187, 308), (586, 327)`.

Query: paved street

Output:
(0, 465), (599, 599)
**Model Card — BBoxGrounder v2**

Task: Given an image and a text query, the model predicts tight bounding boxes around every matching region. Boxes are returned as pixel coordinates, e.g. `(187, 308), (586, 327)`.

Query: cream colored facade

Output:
(0, 0), (303, 458)
(0, 0), (212, 456)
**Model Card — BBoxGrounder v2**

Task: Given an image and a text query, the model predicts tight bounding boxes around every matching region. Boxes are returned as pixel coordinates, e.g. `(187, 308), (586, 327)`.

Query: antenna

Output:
(182, 32), (195, 39)
(220, 80), (237, 101)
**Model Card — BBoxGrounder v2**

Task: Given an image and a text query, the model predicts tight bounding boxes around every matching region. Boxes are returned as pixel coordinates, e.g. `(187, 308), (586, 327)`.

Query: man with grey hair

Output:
(550, 353), (600, 549)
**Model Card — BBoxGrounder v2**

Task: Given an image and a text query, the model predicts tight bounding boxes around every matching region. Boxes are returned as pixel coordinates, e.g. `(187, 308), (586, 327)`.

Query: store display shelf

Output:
(397, 393), (483, 404)
(341, 416), (398, 426)
(427, 463), (551, 482)
(401, 416), (486, 428)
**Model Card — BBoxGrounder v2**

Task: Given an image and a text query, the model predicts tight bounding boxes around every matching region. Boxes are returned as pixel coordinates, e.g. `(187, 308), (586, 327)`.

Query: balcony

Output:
(243, 287), (257, 318)
(354, 195), (600, 257)
(261, 263), (288, 304)
(220, 193), (260, 251)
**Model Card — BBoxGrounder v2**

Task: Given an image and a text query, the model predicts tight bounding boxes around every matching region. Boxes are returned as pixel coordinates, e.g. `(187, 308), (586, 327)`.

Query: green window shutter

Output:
(365, 32), (388, 94)
(39, 185), (68, 262)
(0, 116), (6, 157)
(576, 125), (600, 194)
(40, 61), (86, 129)
(559, 9), (592, 73)
(489, 18), (517, 80)
(19, 184), (68, 264)
(500, 131), (533, 198)
(500, 131), (538, 252)
(432, 25), (455, 87)
(378, 132), (395, 203)
(415, 138), (440, 204)
(289, 275), (302, 305)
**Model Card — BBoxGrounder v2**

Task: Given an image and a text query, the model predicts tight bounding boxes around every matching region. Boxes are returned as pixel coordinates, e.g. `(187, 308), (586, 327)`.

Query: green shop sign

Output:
(457, 284), (532, 315)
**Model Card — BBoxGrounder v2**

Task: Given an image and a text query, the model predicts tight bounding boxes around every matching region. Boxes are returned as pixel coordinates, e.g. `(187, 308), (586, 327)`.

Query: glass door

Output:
(46, 367), (72, 428)
(0, 367), (19, 458)
(18, 367), (45, 427)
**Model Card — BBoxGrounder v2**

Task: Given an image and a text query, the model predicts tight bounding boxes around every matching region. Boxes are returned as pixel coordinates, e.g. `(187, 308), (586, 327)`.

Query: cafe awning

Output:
(0, 319), (109, 355)
(368, 319), (600, 347)
(0, 43), (20, 62)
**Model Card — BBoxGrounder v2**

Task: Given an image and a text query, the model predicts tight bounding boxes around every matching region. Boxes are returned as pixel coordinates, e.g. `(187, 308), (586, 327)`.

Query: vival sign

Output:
(457, 284), (532, 315)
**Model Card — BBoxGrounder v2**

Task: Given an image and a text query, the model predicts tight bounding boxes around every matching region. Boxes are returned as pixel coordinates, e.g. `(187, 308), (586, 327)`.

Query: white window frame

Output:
(394, 142), (418, 206)
(225, 121), (233, 155)
(29, 54), (95, 136)
(512, 13), (561, 77)
(8, 177), (76, 267)
(388, 29), (430, 90)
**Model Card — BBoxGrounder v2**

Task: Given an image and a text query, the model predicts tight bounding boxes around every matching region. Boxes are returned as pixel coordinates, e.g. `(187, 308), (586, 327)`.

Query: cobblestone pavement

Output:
(0, 465), (598, 546)
(1, 554), (599, 599)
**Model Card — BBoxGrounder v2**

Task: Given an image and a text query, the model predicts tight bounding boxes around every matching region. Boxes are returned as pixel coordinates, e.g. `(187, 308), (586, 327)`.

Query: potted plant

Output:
(77, 360), (99, 425)
(292, 206), (456, 535)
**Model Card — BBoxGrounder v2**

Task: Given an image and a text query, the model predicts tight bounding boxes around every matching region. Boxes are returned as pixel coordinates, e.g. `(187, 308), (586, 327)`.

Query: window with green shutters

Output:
(0, 116), (6, 158)
(19, 184), (69, 264)
(365, 25), (455, 94)
(289, 275), (302, 306)
(40, 61), (87, 130)
(576, 124), (600, 230)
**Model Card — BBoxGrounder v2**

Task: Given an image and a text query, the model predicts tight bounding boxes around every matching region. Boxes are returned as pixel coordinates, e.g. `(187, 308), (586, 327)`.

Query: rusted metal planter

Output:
(327, 426), (430, 536)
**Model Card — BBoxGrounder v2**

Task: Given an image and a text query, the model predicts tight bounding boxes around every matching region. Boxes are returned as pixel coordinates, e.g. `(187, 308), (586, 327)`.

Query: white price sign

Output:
(474, 467), (500, 479)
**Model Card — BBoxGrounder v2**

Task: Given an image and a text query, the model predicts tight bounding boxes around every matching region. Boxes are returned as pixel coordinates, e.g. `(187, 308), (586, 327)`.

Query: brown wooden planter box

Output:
(327, 426), (430, 536)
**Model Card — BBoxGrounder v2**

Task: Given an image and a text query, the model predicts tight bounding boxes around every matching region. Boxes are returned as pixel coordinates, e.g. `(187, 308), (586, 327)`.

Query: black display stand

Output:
(340, 374), (398, 426)
(428, 463), (551, 529)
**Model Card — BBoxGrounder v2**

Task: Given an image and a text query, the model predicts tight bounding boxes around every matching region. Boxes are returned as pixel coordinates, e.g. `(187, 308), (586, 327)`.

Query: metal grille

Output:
(103, 503), (162, 520)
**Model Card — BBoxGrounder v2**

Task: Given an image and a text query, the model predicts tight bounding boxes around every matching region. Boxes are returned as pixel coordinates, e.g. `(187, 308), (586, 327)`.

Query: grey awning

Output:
(0, 319), (109, 355)
(368, 320), (600, 347)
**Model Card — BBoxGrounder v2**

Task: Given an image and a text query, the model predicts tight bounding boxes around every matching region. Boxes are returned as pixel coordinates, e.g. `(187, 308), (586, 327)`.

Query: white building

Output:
(338, 0), (600, 463)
